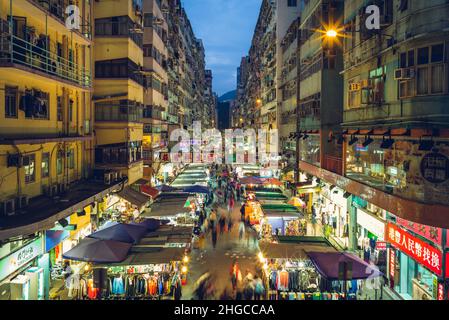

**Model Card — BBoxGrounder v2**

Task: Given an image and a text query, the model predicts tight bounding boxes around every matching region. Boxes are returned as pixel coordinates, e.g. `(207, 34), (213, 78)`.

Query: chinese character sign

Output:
(386, 223), (442, 276)
(395, 216), (442, 247)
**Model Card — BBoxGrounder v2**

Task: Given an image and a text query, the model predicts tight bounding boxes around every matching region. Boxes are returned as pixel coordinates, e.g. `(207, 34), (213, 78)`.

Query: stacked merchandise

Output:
(260, 221), (273, 242)
(285, 219), (307, 236)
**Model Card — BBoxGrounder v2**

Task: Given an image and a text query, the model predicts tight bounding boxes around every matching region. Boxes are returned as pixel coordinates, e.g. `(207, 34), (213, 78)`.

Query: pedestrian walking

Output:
(240, 203), (246, 221)
(227, 217), (233, 233)
(219, 216), (226, 234)
(243, 278), (255, 300)
(254, 275), (265, 300)
(211, 227), (217, 249)
(209, 210), (217, 230)
(230, 260), (242, 291)
(239, 221), (245, 240)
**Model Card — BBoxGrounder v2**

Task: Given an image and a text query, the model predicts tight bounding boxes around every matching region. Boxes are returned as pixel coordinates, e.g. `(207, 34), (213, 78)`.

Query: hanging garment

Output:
(278, 271), (289, 292)
(269, 271), (278, 290)
(112, 276), (125, 295)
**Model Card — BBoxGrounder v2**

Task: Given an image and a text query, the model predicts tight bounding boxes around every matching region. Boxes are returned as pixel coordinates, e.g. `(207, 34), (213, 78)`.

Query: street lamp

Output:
(326, 29), (338, 38)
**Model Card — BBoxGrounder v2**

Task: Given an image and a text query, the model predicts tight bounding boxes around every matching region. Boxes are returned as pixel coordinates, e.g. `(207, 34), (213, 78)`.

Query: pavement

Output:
(182, 200), (260, 300)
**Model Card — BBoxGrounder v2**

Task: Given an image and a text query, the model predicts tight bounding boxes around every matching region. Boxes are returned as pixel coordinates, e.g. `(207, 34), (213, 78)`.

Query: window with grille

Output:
(5, 86), (18, 118)
(24, 154), (36, 184)
(41, 152), (49, 178)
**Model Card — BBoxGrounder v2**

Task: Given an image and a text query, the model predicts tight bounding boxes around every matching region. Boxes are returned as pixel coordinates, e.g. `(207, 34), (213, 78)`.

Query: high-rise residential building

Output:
(0, 0), (125, 295)
(93, 0), (145, 185)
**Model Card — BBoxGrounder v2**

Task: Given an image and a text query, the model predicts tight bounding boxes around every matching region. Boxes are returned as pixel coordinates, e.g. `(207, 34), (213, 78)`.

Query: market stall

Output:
(258, 239), (337, 300)
(142, 193), (195, 227)
(260, 204), (307, 240)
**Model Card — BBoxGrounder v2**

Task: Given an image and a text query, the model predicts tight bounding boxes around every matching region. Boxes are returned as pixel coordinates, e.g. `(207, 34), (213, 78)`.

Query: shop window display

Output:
(346, 139), (449, 206)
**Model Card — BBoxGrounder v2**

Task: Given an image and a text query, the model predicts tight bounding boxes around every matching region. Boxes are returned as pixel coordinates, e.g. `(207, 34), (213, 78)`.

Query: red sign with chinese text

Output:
(395, 216), (443, 247)
(386, 223), (443, 276)
(389, 249), (395, 280)
(376, 241), (387, 251)
(438, 283), (444, 300)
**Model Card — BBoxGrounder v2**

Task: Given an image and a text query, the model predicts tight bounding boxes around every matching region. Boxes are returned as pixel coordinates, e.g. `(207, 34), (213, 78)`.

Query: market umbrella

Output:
(307, 252), (383, 280)
(89, 223), (147, 244)
(156, 185), (180, 192)
(62, 238), (132, 263)
(183, 185), (210, 194)
(131, 218), (160, 232)
(240, 176), (264, 185)
(288, 197), (306, 208)
(263, 178), (283, 186)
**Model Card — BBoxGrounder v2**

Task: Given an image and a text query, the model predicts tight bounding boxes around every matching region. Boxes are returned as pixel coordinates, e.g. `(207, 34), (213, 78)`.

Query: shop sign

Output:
(420, 152), (449, 184)
(386, 223), (442, 276)
(438, 283), (444, 300)
(446, 252), (449, 279)
(389, 249), (395, 280)
(375, 241), (387, 251)
(0, 237), (43, 282)
(395, 216), (442, 247)
(356, 209), (385, 240)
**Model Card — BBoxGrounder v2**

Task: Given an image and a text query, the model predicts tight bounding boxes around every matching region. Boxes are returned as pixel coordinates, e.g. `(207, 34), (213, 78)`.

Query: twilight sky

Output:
(182, 0), (262, 96)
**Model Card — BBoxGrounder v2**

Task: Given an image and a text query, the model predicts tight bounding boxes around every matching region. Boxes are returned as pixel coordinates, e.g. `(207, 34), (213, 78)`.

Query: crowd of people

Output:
(192, 164), (265, 300)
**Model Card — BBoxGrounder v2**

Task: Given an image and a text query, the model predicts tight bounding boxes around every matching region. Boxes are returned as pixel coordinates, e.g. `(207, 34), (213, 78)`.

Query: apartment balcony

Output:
(21, 0), (92, 42)
(0, 28), (91, 88)
(143, 106), (167, 122)
(95, 101), (143, 123)
(95, 17), (143, 49)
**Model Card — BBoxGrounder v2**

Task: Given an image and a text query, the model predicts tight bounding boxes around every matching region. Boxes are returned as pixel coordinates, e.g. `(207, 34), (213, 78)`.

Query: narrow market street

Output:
(183, 185), (260, 300)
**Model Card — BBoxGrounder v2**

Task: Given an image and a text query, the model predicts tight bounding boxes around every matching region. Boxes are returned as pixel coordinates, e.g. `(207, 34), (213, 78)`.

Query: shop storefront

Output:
(259, 204), (306, 241)
(352, 196), (387, 275)
(315, 184), (350, 250)
(0, 236), (46, 300)
(386, 221), (445, 300)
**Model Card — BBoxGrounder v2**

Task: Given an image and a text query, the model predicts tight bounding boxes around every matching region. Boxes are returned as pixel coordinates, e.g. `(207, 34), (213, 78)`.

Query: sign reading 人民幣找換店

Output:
(420, 152), (449, 184)
(0, 237), (43, 282)
(387, 223), (442, 276)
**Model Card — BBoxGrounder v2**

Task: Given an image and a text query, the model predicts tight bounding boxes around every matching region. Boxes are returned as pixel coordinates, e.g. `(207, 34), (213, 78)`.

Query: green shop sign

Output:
(0, 237), (43, 282)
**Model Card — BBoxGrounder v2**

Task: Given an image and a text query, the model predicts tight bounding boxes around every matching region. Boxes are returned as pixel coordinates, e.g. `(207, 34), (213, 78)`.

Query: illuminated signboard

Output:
(386, 223), (442, 276)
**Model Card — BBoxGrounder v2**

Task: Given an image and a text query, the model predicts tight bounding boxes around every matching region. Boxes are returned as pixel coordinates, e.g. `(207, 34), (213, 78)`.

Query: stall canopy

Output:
(259, 241), (337, 260)
(263, 178), (283, 186)
(117, 186), (149, 208)
(240, 176), (264, 185)
(183, 185), (210, 194)
(261, 204), (304, 219)
(89, 223), (147, 244)
(62, 238), (132, 263)
(156, 185), (180, 192)
(142, 194), (190, 218)
(130, 219), (160, 232)
(307, 252), (383, 280)
(140, 185), (160, 199)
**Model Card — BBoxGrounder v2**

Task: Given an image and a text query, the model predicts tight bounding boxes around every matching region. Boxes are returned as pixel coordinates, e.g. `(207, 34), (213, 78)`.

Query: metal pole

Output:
(294, 18), (301, 193)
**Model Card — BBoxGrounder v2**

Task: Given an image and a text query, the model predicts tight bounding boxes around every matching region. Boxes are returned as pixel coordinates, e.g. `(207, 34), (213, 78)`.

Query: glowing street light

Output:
(326, 29), (338, 38)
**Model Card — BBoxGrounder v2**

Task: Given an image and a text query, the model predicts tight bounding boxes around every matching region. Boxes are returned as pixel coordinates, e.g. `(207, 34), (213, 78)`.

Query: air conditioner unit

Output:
(394, 68), (415, 80)
(1, 198), (16, 216)
(104, 173), (112, 185)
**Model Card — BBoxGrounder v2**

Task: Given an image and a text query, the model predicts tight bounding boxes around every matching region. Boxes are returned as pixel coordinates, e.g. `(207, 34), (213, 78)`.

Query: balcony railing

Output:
(0, 32), (91, 87)
(30, 0), (92, 40)
(95, 101), (143, 122)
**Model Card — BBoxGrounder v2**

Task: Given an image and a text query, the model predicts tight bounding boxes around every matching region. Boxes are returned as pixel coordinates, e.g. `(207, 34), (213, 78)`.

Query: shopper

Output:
(230, 260), (242, 291)
(254, 275), (265, 300)
(240, 203), (246, 221)
(209, 210), (217, 230)
(239, 221), (245, 240)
